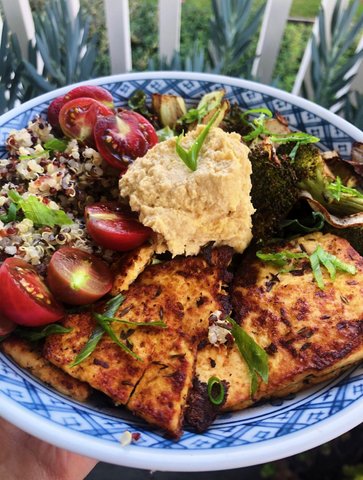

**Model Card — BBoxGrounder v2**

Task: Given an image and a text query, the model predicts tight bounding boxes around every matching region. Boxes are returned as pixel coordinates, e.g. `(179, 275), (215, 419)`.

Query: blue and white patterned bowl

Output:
(1, 72), (363, 472)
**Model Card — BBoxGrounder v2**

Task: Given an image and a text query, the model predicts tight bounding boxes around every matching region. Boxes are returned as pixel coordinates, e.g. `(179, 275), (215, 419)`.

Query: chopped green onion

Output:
(256, 250), (308, 267)
(207, 376), (225, 405)
(19, 150), (49, 161)
(94, 313), (141, 361)
(0, 201), (18, 224)
(309, 249), (325, 290)
(310, 245), (357, 289)
(69, 294), (126, 367)
(228, 316), (269, 396)
(326, 176), (363, 202)
(176, 109), (219, 171)
(69, 326), (105, 367)
(101, 316), (167, 329)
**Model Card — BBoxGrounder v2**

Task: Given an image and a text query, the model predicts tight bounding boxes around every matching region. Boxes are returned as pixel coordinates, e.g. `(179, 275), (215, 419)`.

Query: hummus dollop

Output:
(119, 125), (254, 256)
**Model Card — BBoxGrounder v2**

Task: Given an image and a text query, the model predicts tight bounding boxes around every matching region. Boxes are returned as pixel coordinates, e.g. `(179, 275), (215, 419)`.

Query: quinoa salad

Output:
(0, 117), (121, 272)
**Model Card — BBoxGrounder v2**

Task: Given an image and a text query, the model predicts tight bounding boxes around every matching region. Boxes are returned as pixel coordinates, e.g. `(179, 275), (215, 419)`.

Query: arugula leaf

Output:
(228, 316), (269, 396)
(15, 324), (72, 342)
(9, 192), (73, 227)
(44, 138), (68, 152)
(176, 109), (219, 171)
(157, 126), (175, 142)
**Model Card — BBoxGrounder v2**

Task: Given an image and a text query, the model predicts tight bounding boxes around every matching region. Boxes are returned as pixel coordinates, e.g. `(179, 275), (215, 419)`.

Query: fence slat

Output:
(1, 0), (35, 60)
(103, 0), (132, 74)
(158, 0), (182, 63)
(251, 0), (292, 84)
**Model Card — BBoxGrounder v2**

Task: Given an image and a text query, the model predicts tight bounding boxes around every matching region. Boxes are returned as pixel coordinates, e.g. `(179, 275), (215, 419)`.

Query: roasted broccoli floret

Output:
(249, 142), (300, 241)
(278, 143), (363, 217)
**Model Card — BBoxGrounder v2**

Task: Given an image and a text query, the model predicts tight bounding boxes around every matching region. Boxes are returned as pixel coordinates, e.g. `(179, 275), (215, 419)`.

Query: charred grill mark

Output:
(93, 358), (110, 368)
(280, 307), (291, 327)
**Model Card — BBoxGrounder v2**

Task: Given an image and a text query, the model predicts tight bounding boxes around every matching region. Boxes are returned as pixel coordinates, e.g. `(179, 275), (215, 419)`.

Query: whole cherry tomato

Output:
(85, 202), (152, 251)
(0, 258), (65, 327)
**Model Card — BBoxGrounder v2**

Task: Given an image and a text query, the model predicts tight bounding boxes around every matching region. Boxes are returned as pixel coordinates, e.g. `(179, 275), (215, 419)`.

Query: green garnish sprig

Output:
(207, 376), (226, 405)
(241, 107), (320, 159)
(176, 109), (220, 171)
(19, 138), (68, 161)
(69, 294), (167, 367)
(15, 324), (73, 342)
(228, 316), (269, 396)
(256, 245), (357, 290)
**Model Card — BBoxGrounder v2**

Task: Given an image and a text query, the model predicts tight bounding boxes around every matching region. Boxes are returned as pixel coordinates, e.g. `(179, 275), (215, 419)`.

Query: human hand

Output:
(0, 416), (98, 480)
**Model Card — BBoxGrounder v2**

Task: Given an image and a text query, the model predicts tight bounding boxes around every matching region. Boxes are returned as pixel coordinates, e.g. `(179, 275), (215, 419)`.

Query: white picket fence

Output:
(0, 0), (362, 99)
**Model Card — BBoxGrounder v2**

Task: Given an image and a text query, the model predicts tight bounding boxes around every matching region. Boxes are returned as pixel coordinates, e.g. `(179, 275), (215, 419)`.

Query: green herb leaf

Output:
(19, 150), (49, 161)
(309, 248), (325, 290)
(270, 132), (320, 145)
(256, 250), (308, 267)
(9, 193), (73, 227)
(0, 201), (18, 224)
(15, 324), (72, 342)
(207, 376), (225, 405)
(94, 313), (141, 361)
(69, 326), (105, 367)
(176, 109), (219, 171)
(180, 90), (223, 125)
(228, 316), (269, 396)
(44, 138), (68, 152)
(240, 107), (273, 124)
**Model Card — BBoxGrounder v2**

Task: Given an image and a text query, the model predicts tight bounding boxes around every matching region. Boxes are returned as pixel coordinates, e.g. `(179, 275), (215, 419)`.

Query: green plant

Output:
(22, 0), (101, 95)
(303, 0), (363, 114)
(0, 21), (22, 114)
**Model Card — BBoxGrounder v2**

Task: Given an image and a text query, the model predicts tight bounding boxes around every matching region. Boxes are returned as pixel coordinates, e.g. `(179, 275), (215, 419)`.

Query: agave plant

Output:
(304, 0), (363, 115)
(148, 41), (210, 73)
(208, 0), (265, 78)
(0, 21), (22, 114)
(22, 0), (101, 95)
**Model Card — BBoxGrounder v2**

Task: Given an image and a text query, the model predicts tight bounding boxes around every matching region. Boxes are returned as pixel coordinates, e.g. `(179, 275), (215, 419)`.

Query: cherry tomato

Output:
(85, 202), (152, 251)
(0, 311), (16, 337)
(64, 85), (114, 109)
(48, 95), (65, 130)
(47, 247), (113, 305)
(0, 258), (65, 327)
(59, 97), (114, 145)
(94, 109), (158, 171)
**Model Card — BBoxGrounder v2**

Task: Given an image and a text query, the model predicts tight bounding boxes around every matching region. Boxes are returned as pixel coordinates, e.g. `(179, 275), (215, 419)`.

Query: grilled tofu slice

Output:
(1, 336), (92, 401)
(44, 246), (233, 437)
(111, 243), (155, 295)
(224, 232), (363, 409)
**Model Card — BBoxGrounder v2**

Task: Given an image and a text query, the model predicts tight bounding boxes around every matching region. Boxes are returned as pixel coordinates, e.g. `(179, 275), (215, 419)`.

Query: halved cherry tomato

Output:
(59, 97), (114, 145)
(85, 202), (152, 251)
(0, 258), (65, 327)
(47, 247), (113, 305)
(0, 312), (16, 337)
(94, 109), (158, 171)
(64, 86), (114, 109)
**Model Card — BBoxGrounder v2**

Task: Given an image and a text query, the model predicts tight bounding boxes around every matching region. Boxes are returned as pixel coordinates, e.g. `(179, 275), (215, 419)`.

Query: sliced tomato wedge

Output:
(94, 109), (158, 171)
(47, 247), (113, 305)
(85, 202), (152, 251)
(59, 97), (114, 146)
(0, 258), (65, 327)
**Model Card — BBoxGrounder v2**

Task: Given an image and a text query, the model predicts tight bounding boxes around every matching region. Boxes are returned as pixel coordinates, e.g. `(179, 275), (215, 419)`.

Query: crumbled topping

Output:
(208, 311), (233, 346)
